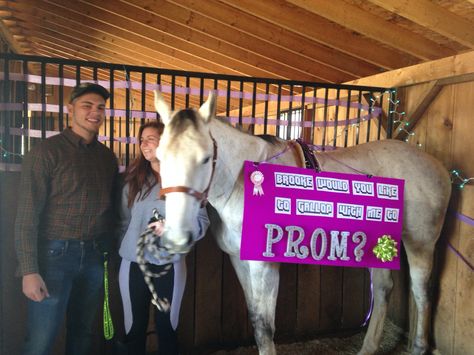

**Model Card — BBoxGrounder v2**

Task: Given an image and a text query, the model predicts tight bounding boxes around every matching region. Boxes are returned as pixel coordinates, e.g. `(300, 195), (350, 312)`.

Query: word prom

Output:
(241, 161), (404, 269)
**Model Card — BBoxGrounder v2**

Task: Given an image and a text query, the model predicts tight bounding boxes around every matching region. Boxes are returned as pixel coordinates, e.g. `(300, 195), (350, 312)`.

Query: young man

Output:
(14, 83), (118, 355)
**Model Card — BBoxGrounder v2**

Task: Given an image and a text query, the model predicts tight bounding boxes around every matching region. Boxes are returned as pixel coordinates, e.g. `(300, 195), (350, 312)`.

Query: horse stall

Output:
(0, 51), (472, 355)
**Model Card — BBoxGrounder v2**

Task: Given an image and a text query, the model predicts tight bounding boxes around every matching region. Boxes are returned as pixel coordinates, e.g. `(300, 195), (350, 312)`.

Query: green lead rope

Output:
(103, 252), (114, 340)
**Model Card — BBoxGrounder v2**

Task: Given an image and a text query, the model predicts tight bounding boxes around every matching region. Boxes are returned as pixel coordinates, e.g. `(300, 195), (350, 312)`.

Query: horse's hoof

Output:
(411, 343), (428, 355)
(356, 348), (376, 355)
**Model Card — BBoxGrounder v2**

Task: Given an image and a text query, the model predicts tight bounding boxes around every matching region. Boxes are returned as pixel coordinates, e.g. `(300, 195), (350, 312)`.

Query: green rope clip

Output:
(373, 235), (398, 262)
(103, 252), (114, 340)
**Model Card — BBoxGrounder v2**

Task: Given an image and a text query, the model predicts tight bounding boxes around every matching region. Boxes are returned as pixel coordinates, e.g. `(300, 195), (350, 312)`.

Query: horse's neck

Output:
(208, 119), (281, 210)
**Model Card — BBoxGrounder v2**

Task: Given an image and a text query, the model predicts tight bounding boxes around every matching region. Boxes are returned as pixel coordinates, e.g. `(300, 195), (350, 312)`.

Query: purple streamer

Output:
(362, 268), (374, 327)
(447, 211), (474, 271)
(0, 73), (382, 115)
(456, 211), (474, 227)
(447, 242), (474, 271)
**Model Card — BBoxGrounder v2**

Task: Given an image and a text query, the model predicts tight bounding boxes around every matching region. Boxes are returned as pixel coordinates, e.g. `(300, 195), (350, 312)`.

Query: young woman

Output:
(118, 121), (209, 355)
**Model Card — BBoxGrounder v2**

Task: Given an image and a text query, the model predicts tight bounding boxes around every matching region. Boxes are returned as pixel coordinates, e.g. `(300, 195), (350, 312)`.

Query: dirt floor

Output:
(209, 320), (415, 355)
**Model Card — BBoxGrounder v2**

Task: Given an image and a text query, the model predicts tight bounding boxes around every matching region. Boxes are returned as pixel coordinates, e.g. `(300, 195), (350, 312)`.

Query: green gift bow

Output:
(373, 235), (398, 262)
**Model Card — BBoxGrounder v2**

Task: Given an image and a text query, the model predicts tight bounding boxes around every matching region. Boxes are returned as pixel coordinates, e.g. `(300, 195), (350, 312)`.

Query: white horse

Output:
(154, 91), (451, 355)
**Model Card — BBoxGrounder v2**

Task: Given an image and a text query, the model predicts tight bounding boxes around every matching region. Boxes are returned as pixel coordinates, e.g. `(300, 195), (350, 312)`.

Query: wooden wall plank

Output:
(221, 254), (250, 346)
(295, 264), (321, 336)
(193, 233), (223, 347)
(275, 264), (298, 340)
(450, 81), (474, 354)
(177, 249), (197, 352)
(341, 268), (367, 329)
(454, 188), (474, 354)
(433, 196), (460, 355)
(319, 266), (343, 331)
(423, 85), (455, 166)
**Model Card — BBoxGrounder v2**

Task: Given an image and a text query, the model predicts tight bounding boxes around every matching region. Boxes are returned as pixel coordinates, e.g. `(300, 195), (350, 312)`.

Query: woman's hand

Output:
(148, 220), (165, 236)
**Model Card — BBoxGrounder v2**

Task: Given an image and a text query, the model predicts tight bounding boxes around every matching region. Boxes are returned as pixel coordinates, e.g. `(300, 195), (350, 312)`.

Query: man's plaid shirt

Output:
(14, 128), (118, 275)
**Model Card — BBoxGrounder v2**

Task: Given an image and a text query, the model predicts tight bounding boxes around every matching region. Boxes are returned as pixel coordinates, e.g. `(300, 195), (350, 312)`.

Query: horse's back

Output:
(318, 139), (451, 245)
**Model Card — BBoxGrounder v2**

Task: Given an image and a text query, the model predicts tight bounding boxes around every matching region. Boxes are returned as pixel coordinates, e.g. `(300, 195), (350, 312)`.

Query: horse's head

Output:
(154, 90), (216, 254)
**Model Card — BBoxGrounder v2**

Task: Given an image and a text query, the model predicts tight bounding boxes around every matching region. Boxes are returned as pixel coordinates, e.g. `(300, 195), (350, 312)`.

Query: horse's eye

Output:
(202, 156), (210, 165)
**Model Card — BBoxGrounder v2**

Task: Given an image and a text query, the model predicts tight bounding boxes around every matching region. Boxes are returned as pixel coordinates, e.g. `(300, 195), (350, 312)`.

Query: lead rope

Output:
(103, 252), (114, 340)
(136, 208), (174, 312)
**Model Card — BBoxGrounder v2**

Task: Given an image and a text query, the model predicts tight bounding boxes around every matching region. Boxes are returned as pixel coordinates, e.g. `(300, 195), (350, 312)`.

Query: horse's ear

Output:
(154, 90), (171, 125)
(199, 91), (216, 123)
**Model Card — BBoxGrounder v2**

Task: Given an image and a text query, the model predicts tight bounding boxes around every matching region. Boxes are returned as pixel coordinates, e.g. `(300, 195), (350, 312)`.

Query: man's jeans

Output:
(22, 239), (105, 355)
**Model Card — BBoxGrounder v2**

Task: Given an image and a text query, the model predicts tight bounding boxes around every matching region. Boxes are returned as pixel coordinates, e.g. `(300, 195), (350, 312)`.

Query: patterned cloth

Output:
(14, 128), (118, 275)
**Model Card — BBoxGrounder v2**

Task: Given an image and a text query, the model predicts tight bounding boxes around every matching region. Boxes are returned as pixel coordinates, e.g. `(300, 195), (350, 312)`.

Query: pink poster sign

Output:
(241, 161), (404, 269)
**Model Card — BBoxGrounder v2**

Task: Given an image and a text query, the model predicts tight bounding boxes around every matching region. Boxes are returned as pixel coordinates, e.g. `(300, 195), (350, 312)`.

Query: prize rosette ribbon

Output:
(250, 170), (264, 196)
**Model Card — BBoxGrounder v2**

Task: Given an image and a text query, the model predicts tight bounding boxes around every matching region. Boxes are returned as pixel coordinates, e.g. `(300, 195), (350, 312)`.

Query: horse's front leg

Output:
(230, 255), (280, 355)
(358, 268), (393, 355)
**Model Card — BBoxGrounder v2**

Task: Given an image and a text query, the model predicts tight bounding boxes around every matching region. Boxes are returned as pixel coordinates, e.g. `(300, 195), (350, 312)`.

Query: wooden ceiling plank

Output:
(23, 7), (291, 97)
(16, 0), (237, 77)
(29, 32), (148, 67)
(25, 26), (268, 101)
(174, 0), (382, 78)
(137, 0), (360, 82)
(20, 17), (277, 107)
(286, 0), (454, 60)
(219, 0), (419, 70)
(84, 0), (330, 81)
(28, 28), (174, 71)
(14, 8), (207, 73)
(15, 0), (253, 77)
(131, 0), (353, 82)
(370, 0), (474, 48)
(0, 17), (30, 53)
(0, 10), (12, 17)
(48, 0), (305, 80)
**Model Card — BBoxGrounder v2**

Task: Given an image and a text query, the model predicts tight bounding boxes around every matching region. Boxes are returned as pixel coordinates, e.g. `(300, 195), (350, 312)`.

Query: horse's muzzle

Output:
(161, 230), (194, 254)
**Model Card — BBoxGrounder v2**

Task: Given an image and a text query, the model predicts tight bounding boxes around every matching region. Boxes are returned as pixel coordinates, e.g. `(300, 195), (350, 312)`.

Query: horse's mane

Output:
(169, 108), (283, 146)
(213, 116), (282, 145)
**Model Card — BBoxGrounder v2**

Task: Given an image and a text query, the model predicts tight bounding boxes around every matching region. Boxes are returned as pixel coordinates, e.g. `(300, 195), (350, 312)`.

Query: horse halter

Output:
(159, 133), (217, 208)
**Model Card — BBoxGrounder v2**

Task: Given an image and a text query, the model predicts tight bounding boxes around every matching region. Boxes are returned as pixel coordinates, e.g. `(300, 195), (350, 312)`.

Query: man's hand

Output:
(22, 273), (50, 302)
(148, 220), (165, 236)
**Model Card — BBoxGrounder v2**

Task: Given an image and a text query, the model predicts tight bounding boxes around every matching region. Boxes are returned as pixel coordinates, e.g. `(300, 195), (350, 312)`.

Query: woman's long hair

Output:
(125, 121), (165, 207)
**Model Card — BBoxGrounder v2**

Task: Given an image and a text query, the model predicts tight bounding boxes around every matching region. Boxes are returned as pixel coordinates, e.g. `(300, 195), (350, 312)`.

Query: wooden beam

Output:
(437, 73), (474, 87)
(394, 80), (443, 140)
(370, 0), (474, 48)
(220, 0), (419, 70)
(345, 50), (474, 87)
(286, 0), (454, 60)
(0, 19), (27, 53)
